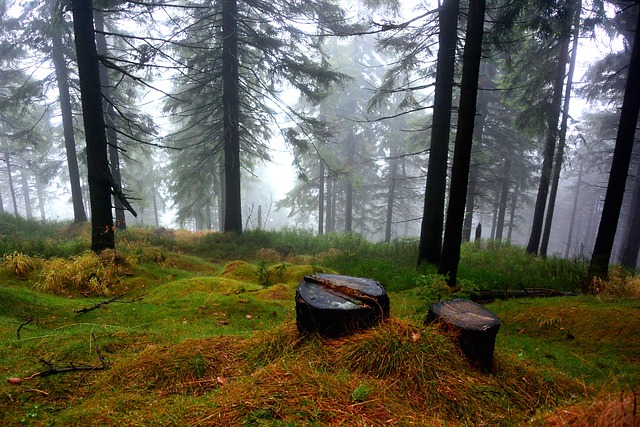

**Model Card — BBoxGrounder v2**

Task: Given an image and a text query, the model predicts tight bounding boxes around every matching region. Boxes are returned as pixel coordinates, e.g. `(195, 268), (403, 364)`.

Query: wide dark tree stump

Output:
(425, 299), (500, 371)
(296, 274), (390, 337)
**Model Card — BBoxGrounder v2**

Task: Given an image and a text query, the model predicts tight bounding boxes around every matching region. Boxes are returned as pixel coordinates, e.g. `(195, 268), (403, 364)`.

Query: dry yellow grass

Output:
(1, 251), (41, 279)
(544, 390), (639, 426)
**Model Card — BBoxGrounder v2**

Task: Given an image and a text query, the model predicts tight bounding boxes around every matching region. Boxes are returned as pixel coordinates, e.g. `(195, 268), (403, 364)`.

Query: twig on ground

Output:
(17, 316), (33, 339)
(74, 291), (129, 314)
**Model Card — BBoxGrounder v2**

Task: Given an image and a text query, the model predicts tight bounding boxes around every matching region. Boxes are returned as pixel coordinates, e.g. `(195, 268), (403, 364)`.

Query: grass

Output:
(0, 218), (638, 425)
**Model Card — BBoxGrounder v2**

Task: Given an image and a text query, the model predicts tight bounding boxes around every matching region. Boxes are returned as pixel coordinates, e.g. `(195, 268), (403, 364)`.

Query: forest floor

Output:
(0, 228), (638, 426)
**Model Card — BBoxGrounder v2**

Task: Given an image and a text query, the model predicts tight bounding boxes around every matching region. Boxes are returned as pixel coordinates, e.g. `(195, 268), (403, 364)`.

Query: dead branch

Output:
(74, 291), (129, 314)
(17, 316), (33, 339)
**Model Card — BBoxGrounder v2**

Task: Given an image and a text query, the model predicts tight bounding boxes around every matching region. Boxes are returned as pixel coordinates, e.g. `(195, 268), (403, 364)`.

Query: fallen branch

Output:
(74, 291), (129, 314)
(17, 316), (33, 339)
(7, 351), (107, 385)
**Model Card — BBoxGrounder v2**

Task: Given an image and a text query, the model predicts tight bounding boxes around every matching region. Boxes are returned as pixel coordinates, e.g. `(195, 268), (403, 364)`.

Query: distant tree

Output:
(588, 2), (640, 283)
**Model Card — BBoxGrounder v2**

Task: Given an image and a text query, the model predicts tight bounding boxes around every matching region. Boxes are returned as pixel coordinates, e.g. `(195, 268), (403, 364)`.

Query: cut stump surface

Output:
(426, 299), (500, 371)
(296, 274), (390, 337)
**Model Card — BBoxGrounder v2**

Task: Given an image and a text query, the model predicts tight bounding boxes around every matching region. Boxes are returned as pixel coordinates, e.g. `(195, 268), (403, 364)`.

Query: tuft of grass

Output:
(1, 251), (41, 279)
(542, 390), (640, 426)
(591, 266), (640, 297)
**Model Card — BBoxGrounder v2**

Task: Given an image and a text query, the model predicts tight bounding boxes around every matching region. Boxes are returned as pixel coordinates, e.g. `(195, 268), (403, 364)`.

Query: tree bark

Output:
(564, 158), (583, 258)
(418, 0), (459, 266)
(325, 173), (334, 232)
(438, 0), (486, 287)
(222, 0), (242, 233)
(507, 186), (518, 242)
(385, 148), (398, 242)
(526, 32), (570, 254)
(94, 10), (126, 230)
(71, 0), (115, 252)
(50, 6), (87, 223)
(540, 0), (582, 257)
(588, 6), (640, 283)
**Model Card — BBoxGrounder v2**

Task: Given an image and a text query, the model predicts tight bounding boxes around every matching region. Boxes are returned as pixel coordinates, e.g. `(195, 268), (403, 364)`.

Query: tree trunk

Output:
(588, 7), (640, 283)
(51, 5), (87, 223)
(94, 10), (126, 231)
(564, 157), (584, 258)
(438, 0), (486, 287)
(540, 0), (582, 257)
(5, 152), (18, 216)
(20, 165), (33, 220)
(35, 172), (46, 220)
(222, 0), (242, 233)
(507, 187), (518, 242)
(620, 155), (640, 269)
(71, 0), (115, 252)
(318, 159), (325, 235)
(418, 0), (459, 266)
(526, 31), (570, 254)
(385, 150), (398, 242)
(495, 157), (511, 242)
(151, 179), (160, 227)
(325, 173), (334, 232)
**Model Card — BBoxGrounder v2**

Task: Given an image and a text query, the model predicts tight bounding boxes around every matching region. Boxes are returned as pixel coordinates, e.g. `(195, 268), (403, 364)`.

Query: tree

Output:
(588, 2), (640, 283)
(438, 0), (486, 286)
(418, 0), (459, 266)
(70, 0), (115, 252)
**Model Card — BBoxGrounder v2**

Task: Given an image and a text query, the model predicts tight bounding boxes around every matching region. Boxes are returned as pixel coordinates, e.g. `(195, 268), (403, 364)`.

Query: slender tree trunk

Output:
(507, 186), (518, 242)
(588, 6), (640, 282)
(94, 10), (126, 230)
(71, 0), (115, 252)
(540, 1), (582, 257)
(51, 6), (87, 223)
(326, 173), (333, 233)
(438, 0), (486, 286)
(526, 31), (571, 254)
(20, 165), (33, 220)
(5, 152), (18, 216)
(151, 180), (160, 227)
(318, 159), (325, 235)
(385, 151), (398, 242)
(222, 0), (242, 233)
(495, 157), (511, 241)
(620, 155), (640, 269)
(418, 0), (459, 265)
(35, 172), (46, 220)
(564, 158), (584, 258)
(0, 187), (4, 213)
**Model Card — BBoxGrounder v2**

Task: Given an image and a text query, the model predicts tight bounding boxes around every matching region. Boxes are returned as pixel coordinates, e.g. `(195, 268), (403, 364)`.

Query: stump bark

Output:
(425, 299), (500, 371)
(295, 274), (390, 337)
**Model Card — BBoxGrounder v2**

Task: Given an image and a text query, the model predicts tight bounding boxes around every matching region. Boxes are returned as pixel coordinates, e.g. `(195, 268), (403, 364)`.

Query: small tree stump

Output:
(425, 299), (500, 371)
(295, 274), (390, 337)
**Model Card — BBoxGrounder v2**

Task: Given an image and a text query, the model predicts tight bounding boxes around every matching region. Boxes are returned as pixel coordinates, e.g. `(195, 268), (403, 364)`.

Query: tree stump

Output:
(295, 274), (390, 337)
(425, 299), (500, 371)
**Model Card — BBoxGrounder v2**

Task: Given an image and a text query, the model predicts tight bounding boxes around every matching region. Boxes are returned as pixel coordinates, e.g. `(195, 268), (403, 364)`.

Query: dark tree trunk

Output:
(495, 157), (511, 242)
(318, 159), (325, 235)
(71, 0), (115, 252)
(94, 10), (126, 231)
(540, 1), (582, 257)
(418, 0), (459, 266)
(438, 0), (486, 287)
(564, 158), (584, 258)
(51, 6), (87, 224)
(222, 0), (242, 233)
(588, 7), (640, 283)
(5, 152), (18, 216)
(620, 156), (640, 269)
(151, 179), (160, 228)
(526, 32), (570, 254)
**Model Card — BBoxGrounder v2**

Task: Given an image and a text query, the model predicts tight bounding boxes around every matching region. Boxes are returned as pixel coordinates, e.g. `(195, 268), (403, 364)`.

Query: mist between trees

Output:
(0, 0), (639, 284)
